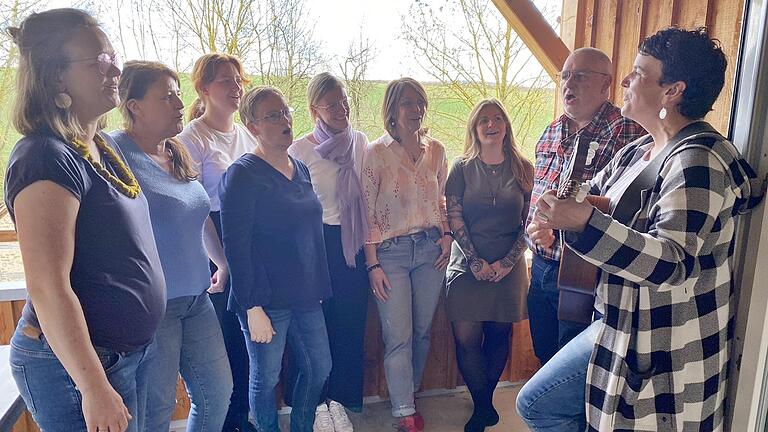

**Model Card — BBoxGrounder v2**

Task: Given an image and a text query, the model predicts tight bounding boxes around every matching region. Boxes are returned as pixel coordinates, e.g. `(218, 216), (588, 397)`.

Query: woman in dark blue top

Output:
(219, 85), (332, 432)
(4, 9), (165, 432)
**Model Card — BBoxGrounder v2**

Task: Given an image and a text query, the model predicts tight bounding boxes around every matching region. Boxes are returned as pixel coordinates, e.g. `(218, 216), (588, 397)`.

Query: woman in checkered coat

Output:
(532, 28), (763, 431)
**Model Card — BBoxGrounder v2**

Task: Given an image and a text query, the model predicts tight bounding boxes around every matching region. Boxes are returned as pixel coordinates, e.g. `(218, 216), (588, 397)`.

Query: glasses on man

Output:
(314, 97), (349, 112)
(556, 70), (610, 83)
(69, 52), (122, 75)
(256, 107), (295, 124)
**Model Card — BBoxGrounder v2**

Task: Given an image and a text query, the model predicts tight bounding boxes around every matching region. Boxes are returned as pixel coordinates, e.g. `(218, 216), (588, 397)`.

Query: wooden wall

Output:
(559, 0), (746, 134)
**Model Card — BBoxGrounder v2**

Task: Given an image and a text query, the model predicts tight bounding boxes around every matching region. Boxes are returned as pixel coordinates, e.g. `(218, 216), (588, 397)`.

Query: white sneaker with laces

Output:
(329, 400), (354, 432)
(314, 403), (335, 432)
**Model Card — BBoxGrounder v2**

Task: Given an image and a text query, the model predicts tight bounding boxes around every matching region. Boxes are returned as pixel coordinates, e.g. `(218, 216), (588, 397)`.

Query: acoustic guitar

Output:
(556, 135), (610, 324)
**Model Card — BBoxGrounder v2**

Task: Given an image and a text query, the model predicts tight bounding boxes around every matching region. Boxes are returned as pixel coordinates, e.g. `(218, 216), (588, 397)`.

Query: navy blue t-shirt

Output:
(219, 153), (332, 312)
(4, 133), (166, 352)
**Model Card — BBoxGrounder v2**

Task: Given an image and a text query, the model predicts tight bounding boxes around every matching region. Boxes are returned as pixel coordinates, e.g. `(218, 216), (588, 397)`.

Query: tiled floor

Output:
(277, 383), (531, 432)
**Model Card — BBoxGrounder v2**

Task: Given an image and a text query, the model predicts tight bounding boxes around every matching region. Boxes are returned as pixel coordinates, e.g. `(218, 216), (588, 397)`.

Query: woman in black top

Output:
(5, 8), (165, 432)
(219, 86), (332, 432)
(445, 99), (533, 432)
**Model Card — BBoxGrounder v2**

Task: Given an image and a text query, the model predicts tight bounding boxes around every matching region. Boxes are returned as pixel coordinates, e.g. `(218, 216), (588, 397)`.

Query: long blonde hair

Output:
(462, 98), (533, 191)
(188, 53), (250, 121)
(381, 77), (428, 141)
(117, 60), (198, 182)
(8, 8), (102, 142)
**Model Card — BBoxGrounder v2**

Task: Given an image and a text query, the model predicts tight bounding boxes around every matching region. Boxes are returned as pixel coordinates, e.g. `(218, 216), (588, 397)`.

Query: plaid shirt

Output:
(526, 101), (645, 260)
(565, 127), (763, 431)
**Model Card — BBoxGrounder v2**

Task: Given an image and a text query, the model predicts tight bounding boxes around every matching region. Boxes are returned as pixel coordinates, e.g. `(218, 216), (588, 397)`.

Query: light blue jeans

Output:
(9, 317), (152, 431)
(143, 293), (233, 432)
(239, 305), (332, 432)
(375, 227), (444, 417)
(516, 319), (601, 431)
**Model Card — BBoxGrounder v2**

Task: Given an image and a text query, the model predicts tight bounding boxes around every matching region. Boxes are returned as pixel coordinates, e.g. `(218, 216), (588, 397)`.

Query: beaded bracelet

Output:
(366, 263), (382, 273)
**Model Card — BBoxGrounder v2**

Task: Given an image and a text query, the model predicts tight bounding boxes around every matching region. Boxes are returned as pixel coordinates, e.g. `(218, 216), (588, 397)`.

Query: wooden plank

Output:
(561, 0), (590, 50)
(612, 0), (645, 103)
(592, 0), (620, 63)
(673, 0), (710, 28)
(0, 231), (17, 243)
(641, 0), (674, 37)
(492, 0), (571, 79)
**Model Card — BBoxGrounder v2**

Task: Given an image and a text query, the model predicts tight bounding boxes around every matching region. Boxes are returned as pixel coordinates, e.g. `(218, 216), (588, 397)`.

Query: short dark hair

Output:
(639, 27), (727, 119)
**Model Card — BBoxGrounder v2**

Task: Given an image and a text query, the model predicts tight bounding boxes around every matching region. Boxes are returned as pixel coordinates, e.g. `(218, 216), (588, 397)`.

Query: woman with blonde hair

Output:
(286, 72), (369, 432)
(445, 98), (533, 431)
(361, 77), (451, 432)
(178, 53), (255, 431)
(111, 60), (233, 431)
(220, 85), (332, 432)
(4, 8), (165, 431)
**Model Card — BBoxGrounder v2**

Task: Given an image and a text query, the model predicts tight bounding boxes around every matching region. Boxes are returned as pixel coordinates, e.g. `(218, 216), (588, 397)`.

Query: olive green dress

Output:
(445, 156), (530, 322)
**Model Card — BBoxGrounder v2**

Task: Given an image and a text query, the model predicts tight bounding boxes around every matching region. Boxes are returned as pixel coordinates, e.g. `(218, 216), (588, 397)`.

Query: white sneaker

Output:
(314, 403), (335, 432)
(329, 400), (354, 432)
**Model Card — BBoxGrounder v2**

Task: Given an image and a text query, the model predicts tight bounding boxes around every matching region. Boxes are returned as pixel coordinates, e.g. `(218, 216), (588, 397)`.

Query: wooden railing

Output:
(0, 204), (16, 243)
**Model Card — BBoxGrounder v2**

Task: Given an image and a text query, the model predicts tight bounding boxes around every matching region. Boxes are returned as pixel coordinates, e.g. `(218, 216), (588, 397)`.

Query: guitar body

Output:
(557, 196), (610, 324)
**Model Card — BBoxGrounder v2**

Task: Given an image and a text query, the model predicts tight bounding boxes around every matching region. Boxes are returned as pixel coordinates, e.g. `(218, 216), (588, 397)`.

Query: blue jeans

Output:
(375, 228), (444, 417)
(526, 255), (589, 364)
(143, 293), (233, 432)
(239, 306), (331, 432)
(516, 319), (600, 431)
(9, 318), (153, 431)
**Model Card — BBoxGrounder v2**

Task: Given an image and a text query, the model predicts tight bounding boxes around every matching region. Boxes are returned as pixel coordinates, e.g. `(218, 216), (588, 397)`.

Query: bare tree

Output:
(402, 0), (553, 147)
(165, 0), (262, 59)
(252, 0), (325, 104)
(337, 26), (375, 126)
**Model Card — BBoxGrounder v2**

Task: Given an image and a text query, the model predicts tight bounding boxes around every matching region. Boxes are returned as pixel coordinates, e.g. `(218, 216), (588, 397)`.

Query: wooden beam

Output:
(492, 0), (571, 79)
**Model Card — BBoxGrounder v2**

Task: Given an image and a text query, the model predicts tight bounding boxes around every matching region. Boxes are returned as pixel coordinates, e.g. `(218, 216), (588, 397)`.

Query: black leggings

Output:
(451, 321), (513, 412)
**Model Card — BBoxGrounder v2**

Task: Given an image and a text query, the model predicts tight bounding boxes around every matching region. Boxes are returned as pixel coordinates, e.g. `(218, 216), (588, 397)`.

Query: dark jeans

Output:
(526, 255), (588, 365)
(210, 211), (251, 426)
(285, 224), (369, 412)
(239, 306), (332, 432)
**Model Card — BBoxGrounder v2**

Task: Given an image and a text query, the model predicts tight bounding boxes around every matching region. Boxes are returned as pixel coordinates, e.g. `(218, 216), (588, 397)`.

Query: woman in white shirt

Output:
(287, 73), (369, 432)
(177, 53), (255, 432)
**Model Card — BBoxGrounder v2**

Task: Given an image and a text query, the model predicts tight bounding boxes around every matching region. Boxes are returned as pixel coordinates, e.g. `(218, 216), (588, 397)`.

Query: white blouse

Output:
(288, 131), (368, 225)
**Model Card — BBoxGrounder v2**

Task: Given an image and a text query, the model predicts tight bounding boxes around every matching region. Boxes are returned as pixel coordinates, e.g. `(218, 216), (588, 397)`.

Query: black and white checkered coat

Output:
(565, 125), (763, 431)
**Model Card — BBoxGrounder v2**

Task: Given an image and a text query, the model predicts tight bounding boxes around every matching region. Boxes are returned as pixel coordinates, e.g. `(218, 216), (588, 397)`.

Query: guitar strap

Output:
(611, 121), (719, 225)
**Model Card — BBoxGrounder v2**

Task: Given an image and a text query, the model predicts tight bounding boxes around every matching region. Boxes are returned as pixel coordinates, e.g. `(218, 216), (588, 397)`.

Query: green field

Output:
(0, 72), (555, 193)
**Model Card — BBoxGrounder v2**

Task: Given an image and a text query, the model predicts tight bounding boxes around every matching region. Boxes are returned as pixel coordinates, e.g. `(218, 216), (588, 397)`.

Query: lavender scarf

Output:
(314, 119), (369, 267)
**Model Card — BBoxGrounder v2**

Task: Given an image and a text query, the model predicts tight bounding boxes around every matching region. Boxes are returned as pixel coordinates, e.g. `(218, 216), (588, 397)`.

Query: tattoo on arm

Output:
(446, 194), (479, 261)
(500, 233), (526, 269)
(500, 192), (533, 269)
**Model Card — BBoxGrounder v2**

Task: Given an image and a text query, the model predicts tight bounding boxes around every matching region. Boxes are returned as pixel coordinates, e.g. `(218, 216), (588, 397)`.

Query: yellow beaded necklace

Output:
(70, 134), (141, 198)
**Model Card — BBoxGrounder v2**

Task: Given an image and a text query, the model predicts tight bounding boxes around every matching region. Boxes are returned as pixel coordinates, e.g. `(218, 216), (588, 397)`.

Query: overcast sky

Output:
(45, 0), (561, 81)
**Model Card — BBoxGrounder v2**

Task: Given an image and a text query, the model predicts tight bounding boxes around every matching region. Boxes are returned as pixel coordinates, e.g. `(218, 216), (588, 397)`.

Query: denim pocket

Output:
(96, 350), (123, 373)
(10, 363), (37, 414)
(376, 239), (393, 252)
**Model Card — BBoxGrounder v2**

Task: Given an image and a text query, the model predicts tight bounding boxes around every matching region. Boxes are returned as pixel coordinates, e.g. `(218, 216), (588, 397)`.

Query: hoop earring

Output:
(55, 92), (72, 109)
(658, 107), (667, 120)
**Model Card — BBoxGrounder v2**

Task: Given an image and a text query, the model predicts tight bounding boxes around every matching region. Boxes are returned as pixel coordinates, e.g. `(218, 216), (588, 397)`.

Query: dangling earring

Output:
(55, 92), (72, 109)
(658, 107), (667, 120)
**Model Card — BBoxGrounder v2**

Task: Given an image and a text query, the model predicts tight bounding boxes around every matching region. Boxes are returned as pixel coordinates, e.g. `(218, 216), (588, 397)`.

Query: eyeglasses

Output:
(556, 70), (610, 83)
(314, 97), (349, 112)
(255, 107), (294, 124)
(68, 52), (122, 75)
